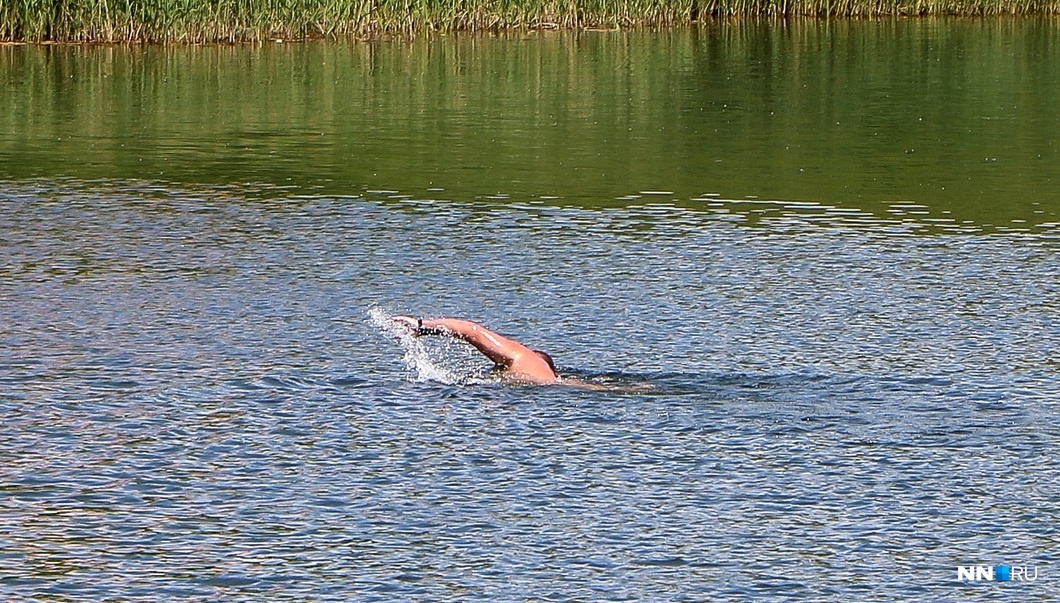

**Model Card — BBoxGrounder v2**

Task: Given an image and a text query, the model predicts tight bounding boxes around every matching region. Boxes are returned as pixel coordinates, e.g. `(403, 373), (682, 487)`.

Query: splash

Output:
(368, 307), (466, 384)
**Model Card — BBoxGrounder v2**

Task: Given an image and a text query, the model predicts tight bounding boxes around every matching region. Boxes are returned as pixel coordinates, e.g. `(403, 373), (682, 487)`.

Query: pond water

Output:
(1, 19), (1059, 602)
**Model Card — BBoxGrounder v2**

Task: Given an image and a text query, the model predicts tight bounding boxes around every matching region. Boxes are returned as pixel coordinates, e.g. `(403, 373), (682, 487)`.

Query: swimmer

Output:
(390, 315), (559, 385)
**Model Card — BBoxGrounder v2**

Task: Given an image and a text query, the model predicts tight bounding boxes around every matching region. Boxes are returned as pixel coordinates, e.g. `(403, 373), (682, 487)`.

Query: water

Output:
(2, 20), (1060, 227)
(2, 20), (1059, 602)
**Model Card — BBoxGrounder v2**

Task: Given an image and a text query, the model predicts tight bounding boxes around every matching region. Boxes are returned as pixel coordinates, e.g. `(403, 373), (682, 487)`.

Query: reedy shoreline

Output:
(3, 0), (1059, 43)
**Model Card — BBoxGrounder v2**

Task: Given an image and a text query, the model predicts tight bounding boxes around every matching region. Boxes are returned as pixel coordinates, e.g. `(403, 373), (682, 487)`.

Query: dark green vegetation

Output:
(2, 0), (1060, 43)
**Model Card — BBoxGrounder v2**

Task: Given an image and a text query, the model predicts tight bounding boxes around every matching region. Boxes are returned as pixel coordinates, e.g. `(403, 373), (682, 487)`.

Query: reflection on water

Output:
(1, 179), (1057, 601)
(2, 20), (1060, 229)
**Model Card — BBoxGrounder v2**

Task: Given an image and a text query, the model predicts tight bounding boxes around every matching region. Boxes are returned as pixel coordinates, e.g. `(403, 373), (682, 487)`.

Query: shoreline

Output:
(3, 3), (1059, 44)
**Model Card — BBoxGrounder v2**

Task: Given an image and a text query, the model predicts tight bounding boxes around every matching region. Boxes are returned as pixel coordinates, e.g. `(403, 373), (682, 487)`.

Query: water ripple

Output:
(0, 180), (1057, 601)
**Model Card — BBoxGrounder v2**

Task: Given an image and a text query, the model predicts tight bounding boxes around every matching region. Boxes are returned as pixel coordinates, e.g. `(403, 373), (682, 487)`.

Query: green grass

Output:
(2, 0), (1059, 42)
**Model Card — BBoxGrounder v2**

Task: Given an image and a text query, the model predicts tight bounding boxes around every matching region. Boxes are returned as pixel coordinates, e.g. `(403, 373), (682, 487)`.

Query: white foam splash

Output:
(368, 307), (463, 384)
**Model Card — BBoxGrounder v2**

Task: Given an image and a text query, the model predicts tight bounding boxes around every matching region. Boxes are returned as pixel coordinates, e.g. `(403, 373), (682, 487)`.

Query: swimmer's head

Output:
(533, 350), (557, 374)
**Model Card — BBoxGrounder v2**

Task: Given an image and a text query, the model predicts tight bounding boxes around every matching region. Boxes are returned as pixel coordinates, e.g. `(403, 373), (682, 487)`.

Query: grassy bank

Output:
(2, 0), (1059, 42)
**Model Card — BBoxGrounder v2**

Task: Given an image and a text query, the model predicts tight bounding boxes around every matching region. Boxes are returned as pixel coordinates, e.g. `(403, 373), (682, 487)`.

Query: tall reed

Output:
(2, 0), (1059, 42)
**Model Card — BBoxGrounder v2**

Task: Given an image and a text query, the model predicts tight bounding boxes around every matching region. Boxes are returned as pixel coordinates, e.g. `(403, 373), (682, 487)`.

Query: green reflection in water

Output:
(2, 19), (1058, 229)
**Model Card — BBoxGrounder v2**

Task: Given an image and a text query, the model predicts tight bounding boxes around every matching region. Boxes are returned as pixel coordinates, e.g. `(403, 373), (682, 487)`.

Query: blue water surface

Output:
(0, 180), (1057, 602)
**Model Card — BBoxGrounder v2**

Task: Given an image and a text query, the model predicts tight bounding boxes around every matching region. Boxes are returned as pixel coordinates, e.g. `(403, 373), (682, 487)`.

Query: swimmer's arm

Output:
(392, 316), (527, 367)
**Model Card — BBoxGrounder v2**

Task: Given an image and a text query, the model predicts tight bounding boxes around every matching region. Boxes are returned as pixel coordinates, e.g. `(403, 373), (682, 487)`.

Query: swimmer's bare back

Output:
(390, 316), (560, 385)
